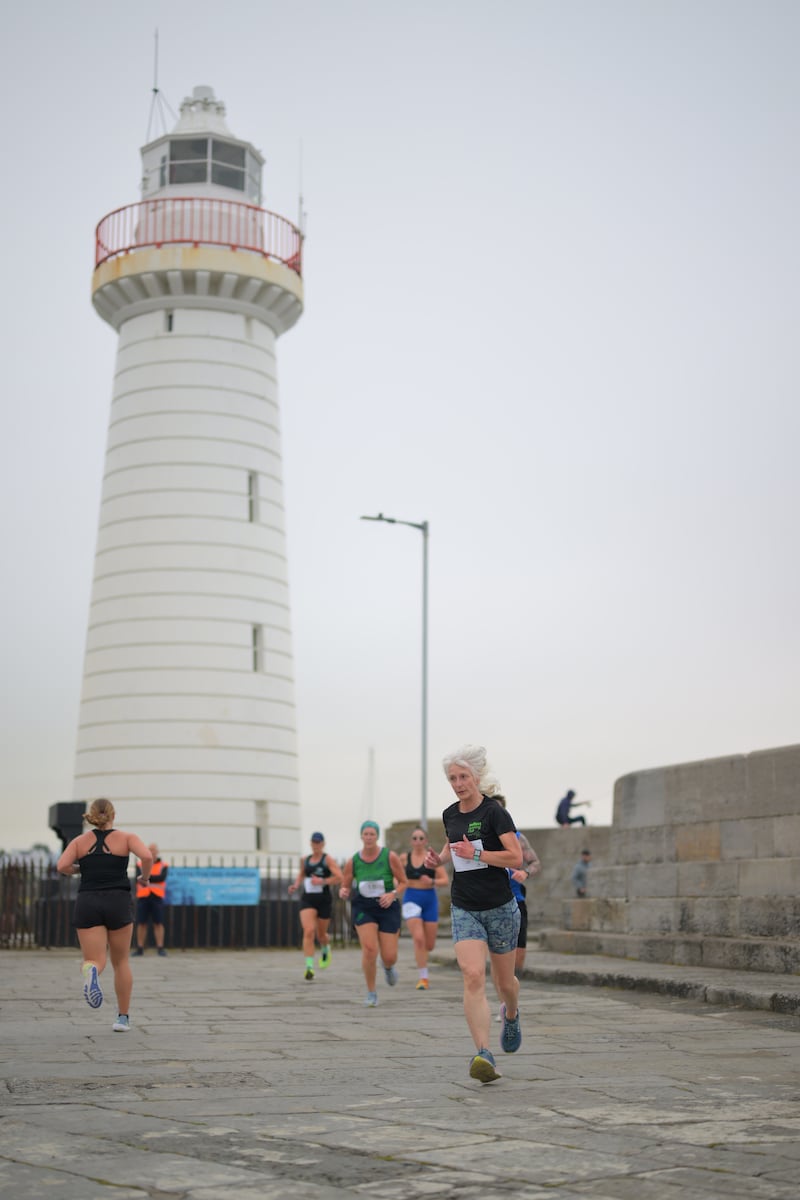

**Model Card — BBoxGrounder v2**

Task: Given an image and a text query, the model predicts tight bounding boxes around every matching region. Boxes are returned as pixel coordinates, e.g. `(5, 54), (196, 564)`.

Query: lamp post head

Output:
(360, 513), (427, 533)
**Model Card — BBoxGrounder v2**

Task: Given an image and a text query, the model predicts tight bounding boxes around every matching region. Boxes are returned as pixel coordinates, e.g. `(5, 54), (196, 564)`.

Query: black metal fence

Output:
(0, 858), (357, 951)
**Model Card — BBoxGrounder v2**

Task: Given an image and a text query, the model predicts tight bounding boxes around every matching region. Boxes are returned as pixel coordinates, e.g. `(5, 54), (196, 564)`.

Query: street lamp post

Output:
(360, 513), (429, 829)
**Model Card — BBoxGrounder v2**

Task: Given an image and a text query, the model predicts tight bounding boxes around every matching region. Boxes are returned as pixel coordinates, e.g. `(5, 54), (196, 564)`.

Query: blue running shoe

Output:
(82, 962), (103, 1009)
(500, 1003), (521, 1053)
(112, 1014), (130, 1032)
(383, 964), (398, 987)
(365, 992), (378, 1007)
(469, 1049), (501, 1083)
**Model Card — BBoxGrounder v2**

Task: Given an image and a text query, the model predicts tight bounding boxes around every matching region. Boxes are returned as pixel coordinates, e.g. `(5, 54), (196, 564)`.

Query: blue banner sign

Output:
(165, 867), (261, 906)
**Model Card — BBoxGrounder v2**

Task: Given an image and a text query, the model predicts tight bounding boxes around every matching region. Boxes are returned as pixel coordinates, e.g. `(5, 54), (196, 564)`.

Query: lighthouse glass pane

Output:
(171, 138), (209, 162)
(211, 140), (246, 191)
(246, 150), (261, 203)
(169, 138), (210, 186)
(171, 161), (208, 185)
(211, 164), (245, 190)
(212, 140), (245, 168)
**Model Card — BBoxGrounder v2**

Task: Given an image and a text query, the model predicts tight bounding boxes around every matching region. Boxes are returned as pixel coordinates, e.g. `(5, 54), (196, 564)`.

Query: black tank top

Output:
(304, 853), (331, 887)
(78, 830), (131, 893)
(405, 856), (436, 882)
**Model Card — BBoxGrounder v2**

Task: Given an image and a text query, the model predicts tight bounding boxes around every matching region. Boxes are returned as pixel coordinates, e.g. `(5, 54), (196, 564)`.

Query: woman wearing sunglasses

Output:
(400, 826), (449, 990)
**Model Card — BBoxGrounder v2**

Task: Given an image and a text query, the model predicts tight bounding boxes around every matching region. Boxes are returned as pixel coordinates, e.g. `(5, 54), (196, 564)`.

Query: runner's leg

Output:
(108, 925), (134, 1014)
(356, 921), (379, 992)
(456, 938), (491, 1052)
(406, 915), (427, 969)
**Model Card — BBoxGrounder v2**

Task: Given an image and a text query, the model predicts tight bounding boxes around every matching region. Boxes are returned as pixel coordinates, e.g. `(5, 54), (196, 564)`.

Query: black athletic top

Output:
(304, 853), (332, 888)
(442, 796), (516, 911)
(78, 830), (131, 893)
(405, 858), (436, 882)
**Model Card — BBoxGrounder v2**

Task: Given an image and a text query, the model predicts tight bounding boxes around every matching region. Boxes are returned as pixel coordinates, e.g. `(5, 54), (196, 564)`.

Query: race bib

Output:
(402, 901), (423, 920)
(304, 877), (324, 893)
(358, 879), (386, 898)
(450, 839), (488, 872)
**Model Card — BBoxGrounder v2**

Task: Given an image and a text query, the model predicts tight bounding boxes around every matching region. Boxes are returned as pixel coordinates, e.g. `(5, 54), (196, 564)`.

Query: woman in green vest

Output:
(339, 820), (408, 1006)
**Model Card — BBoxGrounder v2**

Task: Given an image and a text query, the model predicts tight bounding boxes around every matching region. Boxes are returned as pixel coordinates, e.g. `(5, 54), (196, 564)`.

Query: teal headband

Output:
(360, 819), (380, 836)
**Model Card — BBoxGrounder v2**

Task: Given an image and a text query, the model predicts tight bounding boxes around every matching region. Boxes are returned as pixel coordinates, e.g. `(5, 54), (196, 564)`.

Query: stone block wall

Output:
(387, 815), (610, 931)
(518, 826), (611, 927)
(539, 743), (800, 974)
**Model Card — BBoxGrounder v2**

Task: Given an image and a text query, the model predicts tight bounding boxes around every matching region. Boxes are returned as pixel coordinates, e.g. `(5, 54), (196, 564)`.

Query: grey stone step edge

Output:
(428, 946), (800, 1016)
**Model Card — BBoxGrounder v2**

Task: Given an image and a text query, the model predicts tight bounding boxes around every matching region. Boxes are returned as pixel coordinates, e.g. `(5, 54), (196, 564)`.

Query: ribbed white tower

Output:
(73, 86), (304, 859)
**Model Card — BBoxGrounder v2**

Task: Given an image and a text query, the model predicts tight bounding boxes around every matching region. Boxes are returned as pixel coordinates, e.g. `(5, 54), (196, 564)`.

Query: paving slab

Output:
(0, 945), (799, 1199)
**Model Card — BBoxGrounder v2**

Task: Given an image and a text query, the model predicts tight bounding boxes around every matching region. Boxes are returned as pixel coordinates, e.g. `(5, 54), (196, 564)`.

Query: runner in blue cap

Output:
(288, 833), (343, 980)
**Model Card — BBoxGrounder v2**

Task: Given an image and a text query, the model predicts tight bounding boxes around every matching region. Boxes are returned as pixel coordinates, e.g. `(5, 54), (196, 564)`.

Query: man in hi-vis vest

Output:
(134, 844), (168, 956)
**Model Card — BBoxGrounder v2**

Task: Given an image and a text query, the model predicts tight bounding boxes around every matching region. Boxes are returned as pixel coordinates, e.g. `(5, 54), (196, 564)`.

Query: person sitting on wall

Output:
(555, 789), (590, 827)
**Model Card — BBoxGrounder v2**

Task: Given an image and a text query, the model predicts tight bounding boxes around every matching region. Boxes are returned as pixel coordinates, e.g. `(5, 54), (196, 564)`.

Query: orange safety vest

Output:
(137, 858), (168, 899)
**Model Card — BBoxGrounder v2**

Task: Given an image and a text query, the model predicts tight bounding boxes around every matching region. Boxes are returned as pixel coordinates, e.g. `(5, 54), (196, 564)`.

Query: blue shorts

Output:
(451, 898), (520, 955)
(402, 887), (439, 924)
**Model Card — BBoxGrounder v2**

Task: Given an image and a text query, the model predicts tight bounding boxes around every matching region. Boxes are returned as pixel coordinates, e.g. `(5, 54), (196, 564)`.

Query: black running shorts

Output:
(74, 889), (134, 931)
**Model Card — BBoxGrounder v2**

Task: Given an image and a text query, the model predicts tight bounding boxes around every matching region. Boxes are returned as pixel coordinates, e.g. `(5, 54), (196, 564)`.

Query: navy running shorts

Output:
(136, 894), (165, 926)
(353, 899), (401, 934)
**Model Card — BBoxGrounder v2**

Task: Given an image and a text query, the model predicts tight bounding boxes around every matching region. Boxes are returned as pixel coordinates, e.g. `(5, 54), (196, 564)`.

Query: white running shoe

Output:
(82, 963), (103, 1009)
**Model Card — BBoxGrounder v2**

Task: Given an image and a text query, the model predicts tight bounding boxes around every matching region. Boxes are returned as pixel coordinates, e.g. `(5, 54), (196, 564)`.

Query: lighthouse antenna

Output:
(297, 138), (308, 236)
(146, 28), (178, 142)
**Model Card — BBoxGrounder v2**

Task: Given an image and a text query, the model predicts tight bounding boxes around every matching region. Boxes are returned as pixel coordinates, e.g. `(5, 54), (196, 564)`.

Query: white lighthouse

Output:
(73, 86), (304, 859)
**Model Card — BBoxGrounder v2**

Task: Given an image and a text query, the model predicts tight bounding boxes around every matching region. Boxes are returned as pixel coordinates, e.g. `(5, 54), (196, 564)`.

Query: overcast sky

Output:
(1, 0), (797, 859)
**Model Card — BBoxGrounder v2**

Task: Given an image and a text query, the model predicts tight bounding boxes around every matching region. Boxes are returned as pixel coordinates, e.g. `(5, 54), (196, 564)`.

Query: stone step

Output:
(560, 892), (800, 938)
(539, 928), (800, 974)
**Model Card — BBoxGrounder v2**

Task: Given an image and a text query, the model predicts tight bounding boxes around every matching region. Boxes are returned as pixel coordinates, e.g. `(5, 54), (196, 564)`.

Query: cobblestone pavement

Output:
(1, 946), (799, 1199)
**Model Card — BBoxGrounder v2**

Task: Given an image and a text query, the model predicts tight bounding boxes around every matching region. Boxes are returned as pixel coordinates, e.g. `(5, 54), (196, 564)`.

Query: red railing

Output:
(95, 197), (303, 277)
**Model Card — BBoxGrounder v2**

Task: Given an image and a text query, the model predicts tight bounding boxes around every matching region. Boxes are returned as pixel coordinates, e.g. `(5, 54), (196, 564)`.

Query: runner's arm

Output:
(389, 851), (408, 900)
(339, 857), (354, 897)
(425, 842), (451, 868)
(519, 832), (541, 877)
(325, 855), (344, 889)
(288, 857), (305, 893)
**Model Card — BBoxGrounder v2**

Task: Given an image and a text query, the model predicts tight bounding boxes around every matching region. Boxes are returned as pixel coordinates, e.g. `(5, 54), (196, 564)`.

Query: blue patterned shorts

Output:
(450, 898), (520, 954)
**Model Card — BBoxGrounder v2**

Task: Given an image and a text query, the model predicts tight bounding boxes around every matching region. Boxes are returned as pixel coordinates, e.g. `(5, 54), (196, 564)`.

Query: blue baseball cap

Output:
(310, 832), (325, 842)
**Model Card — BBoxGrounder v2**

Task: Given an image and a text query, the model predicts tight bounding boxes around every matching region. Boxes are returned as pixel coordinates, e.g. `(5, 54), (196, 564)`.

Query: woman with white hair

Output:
(424, 745), (523, 1083)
